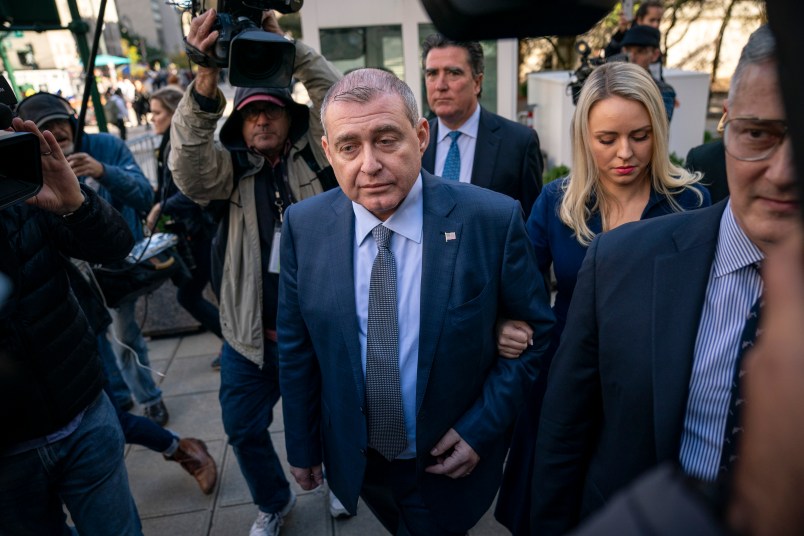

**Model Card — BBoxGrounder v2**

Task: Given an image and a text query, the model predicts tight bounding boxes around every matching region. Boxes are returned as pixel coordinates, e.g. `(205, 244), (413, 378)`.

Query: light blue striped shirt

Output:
(353, 175), (423, 459)
(679, 201), (764, 480)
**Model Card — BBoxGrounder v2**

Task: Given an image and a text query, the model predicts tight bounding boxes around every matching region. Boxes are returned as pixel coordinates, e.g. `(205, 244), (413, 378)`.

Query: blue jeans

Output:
(219, 341), (290, 513)
(109, 299), (162, 406)
(0, 393), (142, 536)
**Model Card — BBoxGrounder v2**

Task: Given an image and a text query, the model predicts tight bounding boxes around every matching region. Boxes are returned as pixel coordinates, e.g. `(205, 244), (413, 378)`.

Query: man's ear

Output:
(650, 47), (661, 63)
(474, 73), (484, 97)
(717, 102), (728, 135)
(321, 135), (333, 165)
(417, 118), (430, 155)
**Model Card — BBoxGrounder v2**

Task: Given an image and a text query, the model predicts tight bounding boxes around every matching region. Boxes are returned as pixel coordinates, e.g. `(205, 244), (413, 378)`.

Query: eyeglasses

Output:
(718, 113), (788, 162)
(241, 103), (285, 121)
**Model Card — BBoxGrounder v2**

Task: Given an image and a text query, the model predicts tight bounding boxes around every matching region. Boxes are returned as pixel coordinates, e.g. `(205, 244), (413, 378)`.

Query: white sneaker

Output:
(249, 491), (296, 536)
(329, 490), (351, 519)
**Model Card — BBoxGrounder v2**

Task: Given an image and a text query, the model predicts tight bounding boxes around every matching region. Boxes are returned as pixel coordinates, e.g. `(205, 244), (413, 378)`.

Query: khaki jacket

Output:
(169, 41), (341, 364)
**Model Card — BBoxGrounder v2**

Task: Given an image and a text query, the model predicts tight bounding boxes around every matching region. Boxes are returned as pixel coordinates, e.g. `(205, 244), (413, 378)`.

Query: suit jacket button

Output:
(360, 448), (366, 456)
(359, 406), (365, 415)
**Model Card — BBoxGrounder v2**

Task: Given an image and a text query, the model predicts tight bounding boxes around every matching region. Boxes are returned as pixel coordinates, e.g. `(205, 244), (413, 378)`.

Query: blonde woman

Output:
(496, 62), (710, 536)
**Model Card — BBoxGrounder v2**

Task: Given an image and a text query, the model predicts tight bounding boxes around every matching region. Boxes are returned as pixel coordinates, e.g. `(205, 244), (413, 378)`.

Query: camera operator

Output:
(16, 92), (170, 427)
(0, 118), (142, 535)
(170, 9), (341, 535)
(620, 24), (676, 122)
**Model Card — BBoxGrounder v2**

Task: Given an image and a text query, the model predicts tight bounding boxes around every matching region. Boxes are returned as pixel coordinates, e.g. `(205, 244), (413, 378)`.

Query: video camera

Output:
(189, 0), (302, 88)
(0, 75), (42, 212)
(567, 41), (627, 106)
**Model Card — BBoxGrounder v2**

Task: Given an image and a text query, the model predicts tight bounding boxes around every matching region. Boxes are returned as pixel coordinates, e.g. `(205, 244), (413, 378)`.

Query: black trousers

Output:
(360, 449), (466, 536)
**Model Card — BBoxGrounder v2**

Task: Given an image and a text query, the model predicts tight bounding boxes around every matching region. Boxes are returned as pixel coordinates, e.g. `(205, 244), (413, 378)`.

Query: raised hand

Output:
(13, 118), (84, 215)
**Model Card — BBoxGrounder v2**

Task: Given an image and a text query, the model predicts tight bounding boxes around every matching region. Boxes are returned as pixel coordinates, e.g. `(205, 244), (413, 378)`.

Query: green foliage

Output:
(669, 151), (685, 167)
(167, 51), (190, 69)
(146, 45), (168, 65)
(543, 164), (571, 184)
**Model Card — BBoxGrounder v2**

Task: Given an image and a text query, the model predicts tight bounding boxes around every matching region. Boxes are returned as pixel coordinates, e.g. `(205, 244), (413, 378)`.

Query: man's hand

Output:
(187, 9), (220, 57)
(66, 152), (104, 179)
(261, 10), (282, 34)
(187, 9), (221, 98)
(290, 464), (324, 491)
(425, 428), (479, 479)
(14, 118), (84, 215)
(496, 318), (534, 359)
(146, 202), (161, 232)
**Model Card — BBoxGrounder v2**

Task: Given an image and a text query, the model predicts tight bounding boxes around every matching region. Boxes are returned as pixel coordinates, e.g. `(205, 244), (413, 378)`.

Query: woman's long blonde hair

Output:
(559, 62), (703, 245)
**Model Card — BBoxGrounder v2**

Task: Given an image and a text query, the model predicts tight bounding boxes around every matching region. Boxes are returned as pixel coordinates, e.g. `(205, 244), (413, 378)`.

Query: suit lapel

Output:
(652, 202), (727, 461)
(470, 108), (500, 190)
(416, 172), (461, 413)
(422, 119), (437, 174)
(324, 193), (366, 403)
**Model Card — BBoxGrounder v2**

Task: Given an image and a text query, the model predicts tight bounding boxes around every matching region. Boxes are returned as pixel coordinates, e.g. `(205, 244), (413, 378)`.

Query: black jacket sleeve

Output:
(44, 184), (134, 264)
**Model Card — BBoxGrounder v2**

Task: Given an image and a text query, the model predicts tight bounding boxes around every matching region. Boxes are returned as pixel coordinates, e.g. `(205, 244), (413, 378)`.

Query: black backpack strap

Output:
(296, 143), (338, 191)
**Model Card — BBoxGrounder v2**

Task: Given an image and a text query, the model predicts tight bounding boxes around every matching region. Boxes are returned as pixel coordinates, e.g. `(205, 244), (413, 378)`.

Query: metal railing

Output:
(126, 133), (161, 190)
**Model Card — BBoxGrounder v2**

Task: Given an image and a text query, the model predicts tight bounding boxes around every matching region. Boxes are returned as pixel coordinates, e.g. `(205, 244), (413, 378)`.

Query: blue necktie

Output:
(442, 131), (461, 181)
(365, 224), (406, 461)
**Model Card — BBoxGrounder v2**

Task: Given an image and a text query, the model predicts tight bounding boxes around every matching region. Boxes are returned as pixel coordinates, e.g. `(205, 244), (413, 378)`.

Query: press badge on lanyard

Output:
(269, 189), (283, 274)
(269, 223), (281, 274)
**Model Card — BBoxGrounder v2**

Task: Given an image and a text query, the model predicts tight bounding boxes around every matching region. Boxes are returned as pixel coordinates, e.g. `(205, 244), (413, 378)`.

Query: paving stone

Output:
(159, 352), (221, 397)
(217, 444), (253, 508)
(282, 489), (332, 536)
(158, 391), (226, 442)
(175, 332), (224, 359)
(147, 337), (181, 361)
(141, 510), (211, 536)
(209, 503), (259, 536)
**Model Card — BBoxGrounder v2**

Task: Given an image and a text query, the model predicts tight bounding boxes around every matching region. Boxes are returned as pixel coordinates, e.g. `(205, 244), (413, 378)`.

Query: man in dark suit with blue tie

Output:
(277, 68), (554, 535)
(421, 34), (543, 218)
(530, 25), (798, 535)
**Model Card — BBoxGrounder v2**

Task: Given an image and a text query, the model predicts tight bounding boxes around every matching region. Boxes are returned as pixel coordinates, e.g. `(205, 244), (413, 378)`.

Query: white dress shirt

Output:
(434, 104), (481, 184)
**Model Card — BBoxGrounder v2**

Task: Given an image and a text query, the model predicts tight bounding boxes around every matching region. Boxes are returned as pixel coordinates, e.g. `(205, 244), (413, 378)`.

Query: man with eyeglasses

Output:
(529, 25), (798, 535)
(169, 10), (341, 536)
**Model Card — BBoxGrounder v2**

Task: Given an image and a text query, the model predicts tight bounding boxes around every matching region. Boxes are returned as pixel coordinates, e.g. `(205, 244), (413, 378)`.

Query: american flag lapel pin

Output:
(444, 231), (456, 242)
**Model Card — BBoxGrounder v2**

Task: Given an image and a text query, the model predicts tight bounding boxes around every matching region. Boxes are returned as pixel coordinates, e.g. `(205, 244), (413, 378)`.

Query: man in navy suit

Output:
(278, 68), (553, 535)
(686, 139), (729, 204)
(530, 25), (798, 535)
(421, 34), (543, 218)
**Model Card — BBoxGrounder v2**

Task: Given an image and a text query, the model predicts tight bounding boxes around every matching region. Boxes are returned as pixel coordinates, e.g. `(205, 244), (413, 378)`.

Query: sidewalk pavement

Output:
(126, 331), (511, 535)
